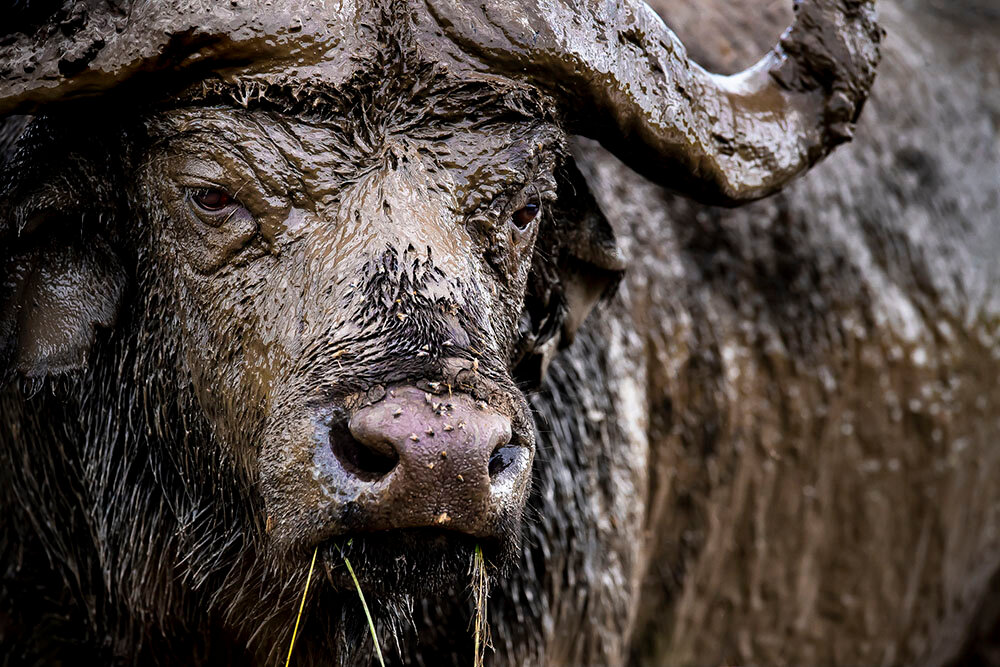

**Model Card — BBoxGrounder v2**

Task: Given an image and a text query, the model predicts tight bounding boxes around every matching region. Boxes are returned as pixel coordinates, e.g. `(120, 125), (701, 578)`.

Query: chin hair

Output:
(315, 528), (517, 597)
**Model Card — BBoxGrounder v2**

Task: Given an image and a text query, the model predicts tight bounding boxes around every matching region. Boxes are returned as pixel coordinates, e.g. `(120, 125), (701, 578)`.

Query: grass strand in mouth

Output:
(472, 543), (492, 667)
(285, 546), (318, 667)
(340, 544), (386, 667)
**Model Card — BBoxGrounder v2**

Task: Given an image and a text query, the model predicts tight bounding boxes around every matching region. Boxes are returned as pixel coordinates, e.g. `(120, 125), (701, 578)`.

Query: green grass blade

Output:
(342, 553), (386, 667)
(285, 546), (318, 667)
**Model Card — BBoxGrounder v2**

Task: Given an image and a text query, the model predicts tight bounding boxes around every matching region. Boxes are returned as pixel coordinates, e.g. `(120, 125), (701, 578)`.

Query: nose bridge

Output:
(299, 154), (471, 284)
(289, 151), (518, 398)
(356, 154), (473, 278)
(290, 157), (480, 355)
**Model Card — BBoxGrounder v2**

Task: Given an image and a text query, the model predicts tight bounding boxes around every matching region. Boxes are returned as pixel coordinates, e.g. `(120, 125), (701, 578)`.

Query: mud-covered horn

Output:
(0, 5), (223, 115)
(424, 0), (882, 206)
(0, 1), (367, 116)
(2, 1), (880, 206)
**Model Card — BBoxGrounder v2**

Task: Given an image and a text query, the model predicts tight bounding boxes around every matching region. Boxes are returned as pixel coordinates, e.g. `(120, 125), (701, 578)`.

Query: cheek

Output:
(161, 213), (365, 430)
(481, 220), (538, 285)
(511, 230), (537, 287)
(500, 226), (539, 295)
(140, 201), (305, 422)
(476, 228), (538, 347)
(167, 262), (296, 447)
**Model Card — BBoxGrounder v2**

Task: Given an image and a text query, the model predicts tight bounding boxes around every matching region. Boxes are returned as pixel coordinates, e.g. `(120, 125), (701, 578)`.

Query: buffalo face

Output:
(3, 70), (622, 623)
(134, 94), (568, 588)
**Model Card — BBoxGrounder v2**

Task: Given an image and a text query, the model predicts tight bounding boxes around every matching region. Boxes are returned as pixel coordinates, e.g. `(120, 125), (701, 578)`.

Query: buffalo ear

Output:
(514, 160), (625, 385)
(1, 116), (126, 383)
(1, 234), (125, 381)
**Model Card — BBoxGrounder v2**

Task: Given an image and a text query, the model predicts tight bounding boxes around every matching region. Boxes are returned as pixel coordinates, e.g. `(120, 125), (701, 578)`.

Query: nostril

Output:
(329, 422), (398, 482)
(488, 445), (519, 478)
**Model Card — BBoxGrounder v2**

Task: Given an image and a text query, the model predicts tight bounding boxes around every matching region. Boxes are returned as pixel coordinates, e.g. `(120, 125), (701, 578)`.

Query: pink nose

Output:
(333, 386), (526, 536)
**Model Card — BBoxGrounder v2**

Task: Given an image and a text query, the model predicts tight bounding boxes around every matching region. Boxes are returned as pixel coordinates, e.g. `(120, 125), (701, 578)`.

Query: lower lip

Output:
(317, 529), (502, 594)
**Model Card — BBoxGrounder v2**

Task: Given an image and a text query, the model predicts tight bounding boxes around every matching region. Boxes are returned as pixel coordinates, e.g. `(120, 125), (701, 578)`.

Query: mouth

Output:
(316, 529), (507, 596)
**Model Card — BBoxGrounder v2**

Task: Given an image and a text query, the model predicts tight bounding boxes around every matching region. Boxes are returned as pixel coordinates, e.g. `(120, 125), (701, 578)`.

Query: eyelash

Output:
(190, 187), (237, 212)
(471, 179), (551, 232)
(508, 184), (543, 230)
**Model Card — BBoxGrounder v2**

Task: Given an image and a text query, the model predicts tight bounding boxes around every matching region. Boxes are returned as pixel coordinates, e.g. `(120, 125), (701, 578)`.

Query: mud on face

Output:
(132, 77), (568, 588)
(2, 47), (625, 647)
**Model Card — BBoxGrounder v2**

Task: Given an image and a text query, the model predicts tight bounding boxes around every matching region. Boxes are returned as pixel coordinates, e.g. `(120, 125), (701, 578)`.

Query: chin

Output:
(317, 529), (515, 597)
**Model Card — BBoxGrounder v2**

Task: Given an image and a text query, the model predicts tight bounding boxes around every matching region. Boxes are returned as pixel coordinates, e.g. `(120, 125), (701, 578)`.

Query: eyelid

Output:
(173, 146), (256, 196)
(504, 181), (548, 216)
(184, 186), (254, 232)
(182, 177), (254, 209)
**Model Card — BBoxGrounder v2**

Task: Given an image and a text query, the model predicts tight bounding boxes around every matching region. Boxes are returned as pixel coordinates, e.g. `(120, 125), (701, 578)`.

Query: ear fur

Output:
(0, 113), (126, 383)
(515, 159), (625, 386)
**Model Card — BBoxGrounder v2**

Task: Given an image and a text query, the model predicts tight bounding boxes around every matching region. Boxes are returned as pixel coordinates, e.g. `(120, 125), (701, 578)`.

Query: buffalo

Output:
(3, 0), (993, 665)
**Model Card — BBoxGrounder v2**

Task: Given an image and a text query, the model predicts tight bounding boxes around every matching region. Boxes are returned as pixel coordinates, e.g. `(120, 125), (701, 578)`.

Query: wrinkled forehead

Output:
(150, 96), (558, 164)
(146, 66), (563, 211)
(138, 0), (562, 170)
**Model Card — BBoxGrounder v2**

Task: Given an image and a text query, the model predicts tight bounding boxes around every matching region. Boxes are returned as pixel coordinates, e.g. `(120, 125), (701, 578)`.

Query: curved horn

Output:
(422, 0), (882, 206)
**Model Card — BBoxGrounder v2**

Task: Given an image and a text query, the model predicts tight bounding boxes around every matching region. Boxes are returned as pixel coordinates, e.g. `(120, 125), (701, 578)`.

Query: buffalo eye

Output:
(191, 188), (234, 212)
(512, 203), (539, 230)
